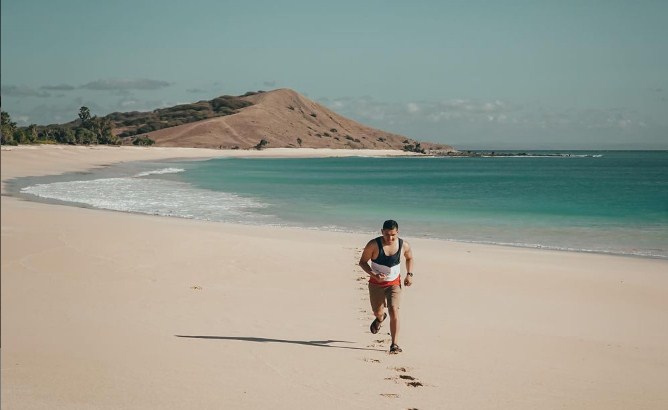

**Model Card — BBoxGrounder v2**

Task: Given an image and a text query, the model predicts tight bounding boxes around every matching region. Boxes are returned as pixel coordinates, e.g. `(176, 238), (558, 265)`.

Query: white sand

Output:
(2, 145), (667, 409)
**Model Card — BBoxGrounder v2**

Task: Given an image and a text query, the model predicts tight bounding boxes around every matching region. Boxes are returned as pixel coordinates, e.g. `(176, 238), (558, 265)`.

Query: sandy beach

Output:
(2, 145), (667, 409)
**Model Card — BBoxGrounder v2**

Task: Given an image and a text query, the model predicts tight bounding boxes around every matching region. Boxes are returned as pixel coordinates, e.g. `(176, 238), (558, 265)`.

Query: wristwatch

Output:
(406, 272), (414, 277)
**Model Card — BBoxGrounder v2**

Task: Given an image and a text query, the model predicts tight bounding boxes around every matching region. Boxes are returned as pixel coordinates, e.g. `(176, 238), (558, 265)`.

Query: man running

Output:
(358, 220), (414, 354)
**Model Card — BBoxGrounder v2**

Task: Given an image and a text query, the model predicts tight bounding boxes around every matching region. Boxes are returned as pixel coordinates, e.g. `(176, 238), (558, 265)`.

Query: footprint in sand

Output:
(387, 367), (425, 387)
(401, 375), (424, 387)
(367, 338), (391, 348)
(380, 393), (399, 398)
(363, 358), (381, 364)
(385, 374), (424, 387)
(390, 366), (411, 373)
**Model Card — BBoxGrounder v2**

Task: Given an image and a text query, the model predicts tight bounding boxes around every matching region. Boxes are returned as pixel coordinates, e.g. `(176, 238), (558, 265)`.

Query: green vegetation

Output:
(255, 139), (269, 150)
(132, 135), (155, 146)
(1, 92), (258, 146)
(403, 142), (426, 154)
(1, 111), (18, 145)
(115, 95), (253, 138)
(1, 109), (117, 145)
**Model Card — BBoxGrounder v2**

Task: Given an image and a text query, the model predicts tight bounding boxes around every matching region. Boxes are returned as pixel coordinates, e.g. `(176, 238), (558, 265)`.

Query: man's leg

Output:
(389, 305), (399, 344)
(374, 307), (386, 322)
(386, 285), (402, 348)
(368, 283), (387, 333)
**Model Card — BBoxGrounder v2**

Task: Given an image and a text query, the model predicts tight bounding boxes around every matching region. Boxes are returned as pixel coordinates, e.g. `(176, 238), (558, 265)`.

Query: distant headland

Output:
(1, 88), (454, 153)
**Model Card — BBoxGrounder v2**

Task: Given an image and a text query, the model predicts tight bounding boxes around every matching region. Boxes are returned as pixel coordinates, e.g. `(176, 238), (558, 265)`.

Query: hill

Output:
(109, 94), (254, 138)
(2, 89), (453, 152)
(143, 89), (453, 151)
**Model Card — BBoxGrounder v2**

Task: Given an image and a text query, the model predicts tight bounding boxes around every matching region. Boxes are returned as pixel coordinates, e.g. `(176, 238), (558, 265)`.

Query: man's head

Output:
(381, 220), (399, 243)
(382, 220), (398, 231)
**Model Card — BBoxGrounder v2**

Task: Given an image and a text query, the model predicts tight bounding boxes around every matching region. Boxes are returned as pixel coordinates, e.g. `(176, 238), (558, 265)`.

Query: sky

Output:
(2, 0), (667, 150)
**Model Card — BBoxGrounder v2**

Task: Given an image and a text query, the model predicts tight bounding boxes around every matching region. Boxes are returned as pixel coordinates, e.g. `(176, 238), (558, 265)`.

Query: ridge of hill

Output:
(109, 93), (254, 138)
(144, 89), (453, 152)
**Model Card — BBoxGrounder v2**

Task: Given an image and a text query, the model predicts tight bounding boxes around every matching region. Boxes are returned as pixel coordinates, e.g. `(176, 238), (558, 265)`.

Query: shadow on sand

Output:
(174, 335), (384, 352)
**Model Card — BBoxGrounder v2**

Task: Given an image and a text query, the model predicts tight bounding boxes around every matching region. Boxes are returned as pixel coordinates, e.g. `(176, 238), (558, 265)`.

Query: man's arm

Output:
(403, 241), (414, 286)
(359, 240), (385, 281)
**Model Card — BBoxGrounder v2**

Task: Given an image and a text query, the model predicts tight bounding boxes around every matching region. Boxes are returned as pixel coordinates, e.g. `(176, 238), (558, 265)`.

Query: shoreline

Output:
(0, 145), (418, 192)
(6, 188), (666, 261)
(3, 145), (667, 409)
(3, 145), (664, 261)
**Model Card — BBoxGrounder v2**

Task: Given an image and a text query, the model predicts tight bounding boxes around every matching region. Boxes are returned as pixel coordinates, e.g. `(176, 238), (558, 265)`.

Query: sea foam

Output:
(21, 176), (268, 222)
(134, 168), (185, 177)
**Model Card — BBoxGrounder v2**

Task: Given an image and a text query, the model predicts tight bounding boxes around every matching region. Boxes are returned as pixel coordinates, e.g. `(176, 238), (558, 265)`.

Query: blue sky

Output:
(2, 0), (667, 149)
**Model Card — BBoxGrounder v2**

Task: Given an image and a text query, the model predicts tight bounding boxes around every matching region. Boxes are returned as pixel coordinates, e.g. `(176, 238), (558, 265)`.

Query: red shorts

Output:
(368, 282), (401, 311)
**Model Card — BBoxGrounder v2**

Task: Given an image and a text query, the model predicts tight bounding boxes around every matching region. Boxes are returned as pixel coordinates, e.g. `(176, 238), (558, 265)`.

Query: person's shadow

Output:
(174, 335), (384, 352)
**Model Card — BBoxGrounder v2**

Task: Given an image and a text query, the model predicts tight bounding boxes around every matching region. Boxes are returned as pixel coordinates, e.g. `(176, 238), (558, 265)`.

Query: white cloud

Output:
(81, 78), (172, 91)
(320, 96), (519, 126)
(317, 95), (654, 144)
(15, 115), (30, 125)
(41, 84), (76, 91)
(1, 85), (51, 98)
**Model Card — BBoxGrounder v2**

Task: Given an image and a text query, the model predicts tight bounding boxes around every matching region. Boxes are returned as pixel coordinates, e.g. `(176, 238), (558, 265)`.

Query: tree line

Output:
(1, 107), (157, 146)
(1, 92), (259, 146)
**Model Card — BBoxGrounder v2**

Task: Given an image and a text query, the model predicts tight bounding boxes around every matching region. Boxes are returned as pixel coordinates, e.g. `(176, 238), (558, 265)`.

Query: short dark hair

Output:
(382, 220), (399, 230)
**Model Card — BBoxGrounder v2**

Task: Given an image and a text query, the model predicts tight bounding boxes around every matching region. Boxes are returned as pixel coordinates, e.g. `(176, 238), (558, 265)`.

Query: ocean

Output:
(15, 151), (668, 259)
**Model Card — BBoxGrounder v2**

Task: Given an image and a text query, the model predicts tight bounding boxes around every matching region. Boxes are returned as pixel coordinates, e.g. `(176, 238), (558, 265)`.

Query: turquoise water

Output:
(18, 151), (668, 258)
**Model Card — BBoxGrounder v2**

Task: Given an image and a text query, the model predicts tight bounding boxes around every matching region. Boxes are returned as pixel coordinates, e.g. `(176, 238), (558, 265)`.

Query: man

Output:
(358, 220), (414, 354)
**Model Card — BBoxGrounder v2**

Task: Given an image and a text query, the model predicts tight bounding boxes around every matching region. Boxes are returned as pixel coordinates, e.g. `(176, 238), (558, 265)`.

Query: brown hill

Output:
(146, 89), (453, 151)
